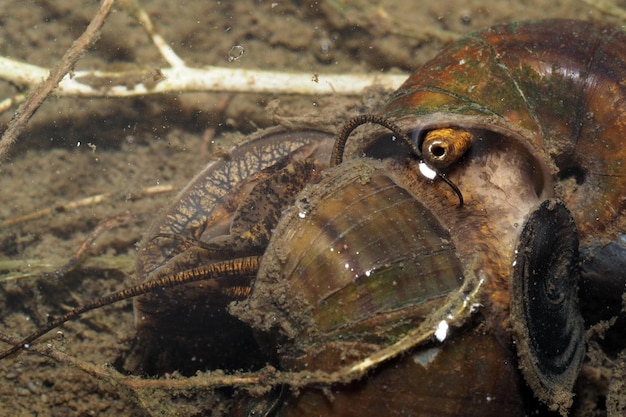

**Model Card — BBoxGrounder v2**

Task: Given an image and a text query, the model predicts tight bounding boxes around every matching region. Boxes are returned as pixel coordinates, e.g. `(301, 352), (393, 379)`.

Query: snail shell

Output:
(240, 159), (465, 344)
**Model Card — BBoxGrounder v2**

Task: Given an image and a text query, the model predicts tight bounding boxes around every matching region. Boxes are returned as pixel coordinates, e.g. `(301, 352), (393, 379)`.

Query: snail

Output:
(1, 19), (624, 417)
(231, 19), (624, 415)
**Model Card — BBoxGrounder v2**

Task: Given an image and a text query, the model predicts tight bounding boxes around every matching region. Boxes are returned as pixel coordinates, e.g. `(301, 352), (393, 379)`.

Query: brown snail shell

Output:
(240, 159), (464, 345)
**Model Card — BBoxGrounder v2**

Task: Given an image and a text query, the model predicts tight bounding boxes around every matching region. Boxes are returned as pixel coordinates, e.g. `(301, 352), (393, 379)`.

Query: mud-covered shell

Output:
(377, 19), (626, 247)
(239, 158), (463, 349)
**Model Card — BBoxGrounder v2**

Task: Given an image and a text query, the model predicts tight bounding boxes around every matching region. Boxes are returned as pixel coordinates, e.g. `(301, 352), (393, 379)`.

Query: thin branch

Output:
(0, 94), (26, 115)
(0, 184), (172, 228)
(121, 0), (186, 68)
(49, 214), (138, 278)
(0, 255), (135, 284)
(0, 0), (116, 161)
(0, 56), (407, 100)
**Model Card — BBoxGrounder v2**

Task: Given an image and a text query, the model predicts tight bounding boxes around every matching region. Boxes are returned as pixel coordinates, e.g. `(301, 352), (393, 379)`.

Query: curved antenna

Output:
(331, 114), (464, 207)
(438, 173), (464, 207)
(0, 256), (261, 360)
(331, 114), (421, 167)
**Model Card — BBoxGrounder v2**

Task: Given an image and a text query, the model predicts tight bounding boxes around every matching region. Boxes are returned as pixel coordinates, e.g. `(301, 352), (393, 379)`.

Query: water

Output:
(0, 1), (623, 416)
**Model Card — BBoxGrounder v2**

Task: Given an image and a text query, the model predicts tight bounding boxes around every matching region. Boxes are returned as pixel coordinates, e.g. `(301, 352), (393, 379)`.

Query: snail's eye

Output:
(420, 128), (474, 170)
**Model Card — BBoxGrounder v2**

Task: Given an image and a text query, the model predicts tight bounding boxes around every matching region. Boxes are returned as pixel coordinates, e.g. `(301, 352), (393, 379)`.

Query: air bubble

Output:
(228, 45), (245, 62)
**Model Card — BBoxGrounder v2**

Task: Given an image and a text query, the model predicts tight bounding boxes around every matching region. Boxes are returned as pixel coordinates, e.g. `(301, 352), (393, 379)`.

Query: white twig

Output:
(122, 0), (186, 68)
(0, 0), (116, 161)
(0, 56), (407, 98)
(0, 94), (26, 114)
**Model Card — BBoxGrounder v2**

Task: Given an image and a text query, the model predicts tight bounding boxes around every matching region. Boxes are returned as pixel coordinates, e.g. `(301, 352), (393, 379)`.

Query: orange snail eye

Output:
(422, 128), (474, 169)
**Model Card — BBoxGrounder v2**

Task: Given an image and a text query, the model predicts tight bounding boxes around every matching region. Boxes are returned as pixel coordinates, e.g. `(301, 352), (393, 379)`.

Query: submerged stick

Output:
(0, 57), (407, 100)
(0, 0), (116, 161)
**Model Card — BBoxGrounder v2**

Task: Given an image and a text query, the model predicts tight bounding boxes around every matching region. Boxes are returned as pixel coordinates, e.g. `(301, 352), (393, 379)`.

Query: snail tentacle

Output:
(331, 114), (420, 166)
